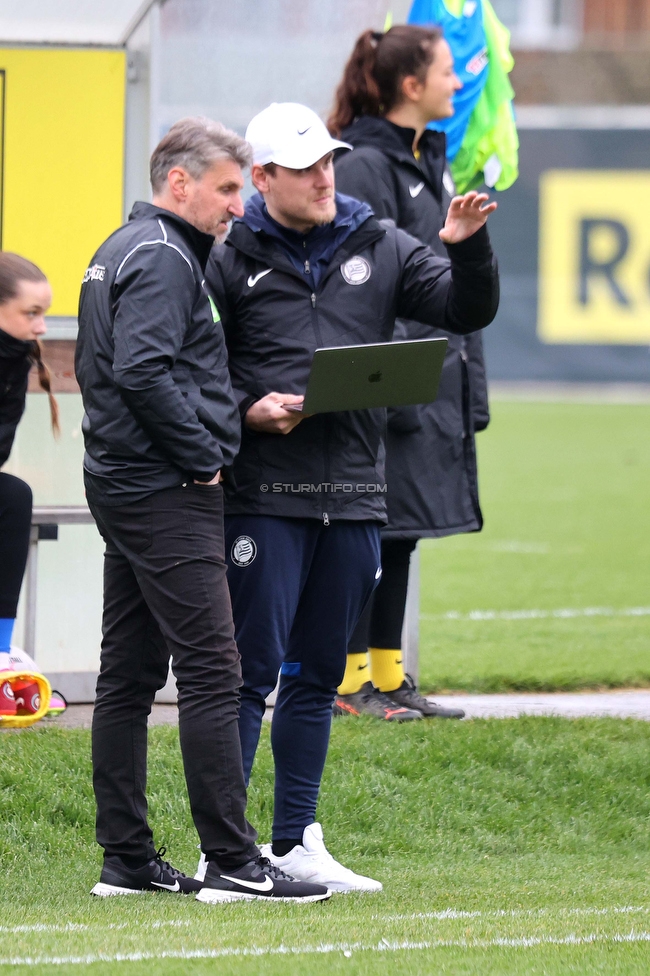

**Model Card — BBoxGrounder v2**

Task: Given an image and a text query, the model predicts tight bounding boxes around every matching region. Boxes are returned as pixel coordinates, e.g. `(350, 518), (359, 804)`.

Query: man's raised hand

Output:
(245, 392), (307, 434)
(439, 191), (497, 245)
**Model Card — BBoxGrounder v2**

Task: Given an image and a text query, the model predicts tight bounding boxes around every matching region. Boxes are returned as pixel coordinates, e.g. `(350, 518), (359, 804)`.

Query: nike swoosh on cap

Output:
(220, 874), (274, 892)
(409, 182), (425, 198)
(247, 269), (273, 288)
(151, 880), (180, 891)
(298, 126), (312, 135)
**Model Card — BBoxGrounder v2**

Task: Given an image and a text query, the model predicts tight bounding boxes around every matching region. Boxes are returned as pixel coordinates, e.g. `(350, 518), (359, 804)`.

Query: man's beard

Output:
(313, 200), (337, 226)
(214, 223), (231, 244)
(187, 203), (230, 241)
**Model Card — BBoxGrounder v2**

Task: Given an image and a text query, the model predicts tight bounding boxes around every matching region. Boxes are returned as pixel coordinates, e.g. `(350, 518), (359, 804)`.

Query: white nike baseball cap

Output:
(245, 102), (351, 170)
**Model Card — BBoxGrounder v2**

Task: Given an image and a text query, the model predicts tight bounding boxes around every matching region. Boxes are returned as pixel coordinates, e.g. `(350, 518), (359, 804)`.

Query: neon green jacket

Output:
(444, 0), (519, 192)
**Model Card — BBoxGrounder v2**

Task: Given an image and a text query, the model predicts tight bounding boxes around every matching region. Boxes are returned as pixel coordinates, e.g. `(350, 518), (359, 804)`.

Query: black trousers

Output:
(0, 473), (32, 618)
(348, 538), (417, 653)
(89, 483), (258, 871)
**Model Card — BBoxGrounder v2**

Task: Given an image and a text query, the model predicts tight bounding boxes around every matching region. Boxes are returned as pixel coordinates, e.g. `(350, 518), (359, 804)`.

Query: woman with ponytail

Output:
(0, 253), (58, 715)
(331, 26), (490, 722)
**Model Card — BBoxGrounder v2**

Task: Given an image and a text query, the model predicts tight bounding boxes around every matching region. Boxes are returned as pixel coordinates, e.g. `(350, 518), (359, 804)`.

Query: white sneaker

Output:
(195, 848), (208, 882)
(260, 822), (382, 893)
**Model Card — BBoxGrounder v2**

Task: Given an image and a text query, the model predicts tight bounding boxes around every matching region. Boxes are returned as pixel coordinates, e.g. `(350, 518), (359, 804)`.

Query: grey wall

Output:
(155, 0), (411, 136)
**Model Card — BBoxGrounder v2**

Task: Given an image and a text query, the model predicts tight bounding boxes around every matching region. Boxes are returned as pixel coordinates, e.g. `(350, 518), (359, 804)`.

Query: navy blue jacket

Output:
(242, 193), (372, 289)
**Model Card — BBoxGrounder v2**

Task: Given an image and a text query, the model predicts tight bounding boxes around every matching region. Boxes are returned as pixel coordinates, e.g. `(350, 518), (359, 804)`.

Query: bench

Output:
(25, 506), (95, 657)
(25, 505), (419, 691)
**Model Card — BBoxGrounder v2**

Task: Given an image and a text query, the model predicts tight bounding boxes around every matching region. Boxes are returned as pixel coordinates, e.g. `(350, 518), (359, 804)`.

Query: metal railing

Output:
(24, 505), (420, 685)
(25, 506), (94, 658)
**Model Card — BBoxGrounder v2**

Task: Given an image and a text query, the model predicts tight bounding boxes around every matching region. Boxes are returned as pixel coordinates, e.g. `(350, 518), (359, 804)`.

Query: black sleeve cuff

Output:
(443, 223), (492, 263)
(238, 394), (257, 421)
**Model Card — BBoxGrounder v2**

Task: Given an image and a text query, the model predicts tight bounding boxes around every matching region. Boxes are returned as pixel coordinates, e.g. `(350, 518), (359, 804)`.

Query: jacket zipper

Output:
(232, 230), (387, 525)
(310, 291), (331, 525)
(460, 342), (469, 438)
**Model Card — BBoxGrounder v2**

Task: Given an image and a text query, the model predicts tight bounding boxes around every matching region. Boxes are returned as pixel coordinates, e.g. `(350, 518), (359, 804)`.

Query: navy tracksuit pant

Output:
(225, 515), (381, 840)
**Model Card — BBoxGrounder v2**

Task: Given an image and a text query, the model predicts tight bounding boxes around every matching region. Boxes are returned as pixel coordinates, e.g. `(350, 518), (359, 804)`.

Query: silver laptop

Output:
(287, 338), (448, 414)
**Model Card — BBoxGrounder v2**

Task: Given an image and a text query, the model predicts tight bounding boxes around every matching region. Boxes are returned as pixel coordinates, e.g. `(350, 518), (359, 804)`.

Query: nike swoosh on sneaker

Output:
(220, 874), (274, 892)
(247, 269), (273, 288)
(151, 880), (181, 891)
(409, 182), (425, 198)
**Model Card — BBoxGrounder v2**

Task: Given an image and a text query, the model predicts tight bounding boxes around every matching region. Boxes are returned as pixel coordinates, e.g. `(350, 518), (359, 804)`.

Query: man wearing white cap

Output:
(202, 102), (499, 892)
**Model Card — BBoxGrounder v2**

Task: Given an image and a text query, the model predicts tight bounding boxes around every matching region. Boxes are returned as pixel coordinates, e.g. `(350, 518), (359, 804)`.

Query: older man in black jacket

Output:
(75, 117), (330, 906)
(201, 102), (499, 894)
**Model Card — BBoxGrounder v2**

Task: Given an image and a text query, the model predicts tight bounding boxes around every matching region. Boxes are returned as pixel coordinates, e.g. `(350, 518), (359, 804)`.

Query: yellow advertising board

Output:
(0, 48), (125, 318)
(538, 170), (650, 344)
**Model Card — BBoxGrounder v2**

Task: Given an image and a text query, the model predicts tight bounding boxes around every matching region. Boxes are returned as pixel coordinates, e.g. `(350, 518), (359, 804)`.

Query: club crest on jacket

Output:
(340, 256), (371, 285)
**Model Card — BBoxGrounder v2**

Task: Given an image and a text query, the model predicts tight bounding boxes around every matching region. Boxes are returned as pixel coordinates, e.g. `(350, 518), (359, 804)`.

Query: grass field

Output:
(418, 400), (650, 692)
(2, 397), (649, 974)
(2, 718), (650, 975)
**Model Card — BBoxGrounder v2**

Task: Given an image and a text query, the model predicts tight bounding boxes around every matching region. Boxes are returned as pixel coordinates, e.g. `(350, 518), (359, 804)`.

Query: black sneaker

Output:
(333, 681), (422, 721)
(91, 847), (202, 897)
(196, 855), (331, 903)
(389, 674), (465, 719)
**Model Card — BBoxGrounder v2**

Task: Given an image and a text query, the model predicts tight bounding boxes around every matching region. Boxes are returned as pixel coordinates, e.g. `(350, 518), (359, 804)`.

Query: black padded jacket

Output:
(335, 116), (490, 539)
(206, 201), (499, 524)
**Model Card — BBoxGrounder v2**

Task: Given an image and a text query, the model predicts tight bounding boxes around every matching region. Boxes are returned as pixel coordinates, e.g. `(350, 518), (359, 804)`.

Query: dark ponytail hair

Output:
(0, 252), (59, 437)
(328, 24), (443, 136)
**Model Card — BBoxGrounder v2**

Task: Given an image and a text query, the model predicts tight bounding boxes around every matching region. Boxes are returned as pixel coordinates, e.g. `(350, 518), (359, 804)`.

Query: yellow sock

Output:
(338, 652), (370, 695)
(369, 647), (406, 693)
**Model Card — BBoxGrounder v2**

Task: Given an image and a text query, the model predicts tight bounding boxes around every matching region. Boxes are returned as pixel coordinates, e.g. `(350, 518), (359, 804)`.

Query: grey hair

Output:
(149, 116), (253, 192)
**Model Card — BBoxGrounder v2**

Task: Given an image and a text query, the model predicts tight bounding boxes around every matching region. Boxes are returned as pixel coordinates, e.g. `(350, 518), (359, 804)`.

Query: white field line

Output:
(422, 607), (650, 622)
(3, 904), (647, 937)
(1, 931), (650, 966)
(374, 905), (650, 922)
(0, 919), (191, 935)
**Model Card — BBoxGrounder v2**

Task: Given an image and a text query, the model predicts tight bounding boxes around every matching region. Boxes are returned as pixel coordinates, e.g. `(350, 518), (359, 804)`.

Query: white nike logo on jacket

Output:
(247, 269), (273, 288)
(409, 182), (425, 198)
